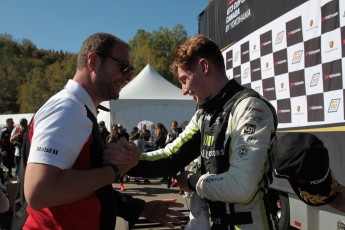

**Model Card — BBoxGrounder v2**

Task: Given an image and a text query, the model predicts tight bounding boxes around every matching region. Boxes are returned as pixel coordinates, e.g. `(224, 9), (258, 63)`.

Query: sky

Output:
(0, 0), (209, 53)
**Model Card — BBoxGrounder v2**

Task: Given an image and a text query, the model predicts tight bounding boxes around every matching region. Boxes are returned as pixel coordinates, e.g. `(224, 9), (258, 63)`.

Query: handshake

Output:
(103, 137), (141, 177)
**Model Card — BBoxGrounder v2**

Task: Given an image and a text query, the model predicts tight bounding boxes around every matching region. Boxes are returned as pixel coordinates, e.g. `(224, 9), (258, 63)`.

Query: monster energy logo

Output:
(204, 135), (215, 147)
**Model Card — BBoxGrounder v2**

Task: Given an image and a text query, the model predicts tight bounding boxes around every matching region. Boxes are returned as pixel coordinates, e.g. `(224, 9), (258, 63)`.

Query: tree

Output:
(0, 25), (188, 113)
(129, 24), (188, 87)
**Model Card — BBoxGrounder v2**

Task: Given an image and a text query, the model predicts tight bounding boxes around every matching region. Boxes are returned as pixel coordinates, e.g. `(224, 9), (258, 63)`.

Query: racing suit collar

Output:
(201, 79), (242, 113)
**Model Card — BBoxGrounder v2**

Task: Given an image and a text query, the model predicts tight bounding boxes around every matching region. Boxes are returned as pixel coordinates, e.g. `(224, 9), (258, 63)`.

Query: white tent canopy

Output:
(97, 64), (196, 132)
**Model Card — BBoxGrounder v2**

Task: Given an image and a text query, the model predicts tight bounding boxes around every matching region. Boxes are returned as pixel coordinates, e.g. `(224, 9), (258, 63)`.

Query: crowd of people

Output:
(98, 120), (185, 190)
(0, 117), (28, 229)
(0, 117), (28, 178)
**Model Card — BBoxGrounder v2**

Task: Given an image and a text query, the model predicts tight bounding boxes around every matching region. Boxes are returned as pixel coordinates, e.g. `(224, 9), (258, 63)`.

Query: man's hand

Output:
(103, 142), (140, 175)
(329, 184), (345, 213)
(176, 171), (194, 192)
(141, 199), (185, 228)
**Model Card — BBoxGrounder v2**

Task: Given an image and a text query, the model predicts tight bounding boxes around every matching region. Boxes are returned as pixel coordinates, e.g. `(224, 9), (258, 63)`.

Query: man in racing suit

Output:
(127, 35), (278, 230)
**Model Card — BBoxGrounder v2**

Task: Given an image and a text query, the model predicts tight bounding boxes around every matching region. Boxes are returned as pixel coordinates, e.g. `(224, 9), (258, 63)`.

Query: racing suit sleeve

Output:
(195, 97), (276, 203)
(128, 112), (202, 178)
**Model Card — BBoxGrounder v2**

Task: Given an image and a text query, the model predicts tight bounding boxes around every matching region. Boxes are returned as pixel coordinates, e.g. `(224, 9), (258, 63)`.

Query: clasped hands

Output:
(103, 141), (140, 176)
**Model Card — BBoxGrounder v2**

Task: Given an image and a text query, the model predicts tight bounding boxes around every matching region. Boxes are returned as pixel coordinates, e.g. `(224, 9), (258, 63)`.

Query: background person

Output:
(98, 120), (110, 145)
(146, 123), (169, 183)
(140, 124), (151, 148)
(107, 126), (127, 191)
(166, 120), (183, 188)
(148, 123), (168, 150)
(166, 120), (182, 145)
(10, 118), (28, 177)
(117, 124), (129, 141)
(0, 118), (15, 179)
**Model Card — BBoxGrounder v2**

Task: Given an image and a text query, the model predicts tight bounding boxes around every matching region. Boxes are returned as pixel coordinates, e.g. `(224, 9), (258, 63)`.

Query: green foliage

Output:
(0, 34), (77, 113)
(0, 25), (188, 114)
(129, 24), (188, 86)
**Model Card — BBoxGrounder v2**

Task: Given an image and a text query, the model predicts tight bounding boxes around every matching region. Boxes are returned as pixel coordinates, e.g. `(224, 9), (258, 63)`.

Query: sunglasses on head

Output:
(97, 52), (135, 76)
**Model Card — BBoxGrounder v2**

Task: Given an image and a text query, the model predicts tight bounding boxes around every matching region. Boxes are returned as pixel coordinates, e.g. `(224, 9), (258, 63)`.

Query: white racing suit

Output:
(129, 79), (278, 230)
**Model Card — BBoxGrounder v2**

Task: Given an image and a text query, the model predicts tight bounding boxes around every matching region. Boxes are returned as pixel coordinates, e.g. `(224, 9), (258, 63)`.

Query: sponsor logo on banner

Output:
(250, 58), (261, 81)
(241, 41), (250, 64)
(305, 16), (319, 33)
(274, 49), (288, 75)
(263, 77), (276, 100)
(233, 66), (241, 85)
(244, 124), (256, 134)
(243, 68), (249, 79)
(225, 0), (251, 32)
(292, 50), (303, 64)
(293, 103), (305, 115)
(226, 50), (233, 70)
(275, 31), (284, 45)
(323, 59), (343, 92)
(328, 98), (340, 113)
(341, 27), (345, 58)
(310, 73), (320, 87)
(234, 51), (239, 62)
(329, 40), (334, 49)
(277, 99), (292, 123)
(304, 37), (322, 68)
(260, 30), (273, 56)
(277, 79), (288, 93)
(324, 38), (339, 54)
(307, 94), (324, 122)
(289, 70), (306, 97)
(286, 16), (303, 46)
(321, 0), (340, 34)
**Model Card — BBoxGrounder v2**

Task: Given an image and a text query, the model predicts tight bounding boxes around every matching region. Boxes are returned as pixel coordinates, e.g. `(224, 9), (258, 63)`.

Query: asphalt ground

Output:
(113, 177), (191, 230)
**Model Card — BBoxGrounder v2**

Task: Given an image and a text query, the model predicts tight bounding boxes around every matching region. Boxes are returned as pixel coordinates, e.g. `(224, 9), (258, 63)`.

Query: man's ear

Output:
(87, 51), (98, 71)
(199, 58), (208, 73)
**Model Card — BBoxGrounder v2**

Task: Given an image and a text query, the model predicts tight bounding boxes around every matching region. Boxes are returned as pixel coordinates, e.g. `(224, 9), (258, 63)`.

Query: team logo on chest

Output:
(238, 147), (249, 158)
(244, 124), (256, 134)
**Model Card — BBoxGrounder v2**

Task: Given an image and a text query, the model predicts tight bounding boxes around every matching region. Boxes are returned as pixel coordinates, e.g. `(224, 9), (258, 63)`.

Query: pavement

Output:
(113, 178), (191, 230)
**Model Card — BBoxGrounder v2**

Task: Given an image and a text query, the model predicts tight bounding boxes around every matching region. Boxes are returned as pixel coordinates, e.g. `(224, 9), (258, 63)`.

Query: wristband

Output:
(105, 164), (121, 181)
